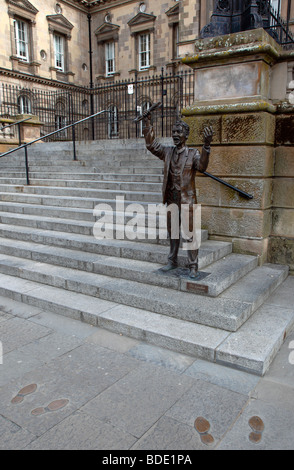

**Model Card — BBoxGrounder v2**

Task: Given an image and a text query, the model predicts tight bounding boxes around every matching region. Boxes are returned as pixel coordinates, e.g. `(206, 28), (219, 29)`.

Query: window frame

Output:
(14, 18), (30, 62)
(105, 41), (115, 76)
(54, 33), (65, 72)
(7, 0), (39, 72)
(18, 95), (32, 114)
(108, 104), (119, 138)
(138, 33), (150, 71)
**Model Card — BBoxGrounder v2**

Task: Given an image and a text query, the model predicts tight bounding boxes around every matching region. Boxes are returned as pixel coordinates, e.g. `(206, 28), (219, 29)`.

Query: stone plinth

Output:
(15, 115), (43, 144)
(0, 118), (19, 154)
(181, 29), (293, 267)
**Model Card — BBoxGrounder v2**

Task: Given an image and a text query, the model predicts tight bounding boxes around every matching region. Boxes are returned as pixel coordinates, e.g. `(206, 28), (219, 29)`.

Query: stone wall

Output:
(184, 107), (275, 265)
(271, 109), (294, 271)
(181, 29), (294, 268)
(0, 0), (89, 86)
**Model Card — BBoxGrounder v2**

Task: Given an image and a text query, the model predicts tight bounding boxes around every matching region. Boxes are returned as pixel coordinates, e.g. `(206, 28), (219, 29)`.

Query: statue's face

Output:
(172, 123), (186, 148)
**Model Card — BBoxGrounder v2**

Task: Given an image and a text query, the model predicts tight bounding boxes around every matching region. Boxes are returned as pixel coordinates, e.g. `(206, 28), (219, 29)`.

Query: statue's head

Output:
(172, 119), (190, 148)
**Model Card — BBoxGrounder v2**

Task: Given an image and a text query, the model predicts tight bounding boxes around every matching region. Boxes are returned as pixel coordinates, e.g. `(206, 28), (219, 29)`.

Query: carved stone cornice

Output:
(0, 67), (83, 90)
(95, 22), (120, 43)
(46, 14), (74, 38)
(6, 0), (38, 21)
(128, 12), (156, 34)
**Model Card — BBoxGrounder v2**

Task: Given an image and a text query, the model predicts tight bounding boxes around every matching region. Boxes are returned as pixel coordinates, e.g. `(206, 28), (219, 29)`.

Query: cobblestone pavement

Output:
(0, 276), (294, 452)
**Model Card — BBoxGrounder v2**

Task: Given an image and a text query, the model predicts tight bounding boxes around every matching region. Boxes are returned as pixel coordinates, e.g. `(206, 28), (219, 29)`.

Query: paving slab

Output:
(127, 343), (196, 374)
(216, 381), (294, 450)
(80, 362), (195, 439)
(184, 359), (260, 395)
(131, 415), (203, 450)
(262, 330), (294, 388)
(0, 343), (140, 437)
(0, 316), (51, 354)
(0, 331), (82, 386)
(165, 378), (249, 447)
(0, 415), (36, 451)
(215, 303), (294, 375)
(25, 411), (137, 450)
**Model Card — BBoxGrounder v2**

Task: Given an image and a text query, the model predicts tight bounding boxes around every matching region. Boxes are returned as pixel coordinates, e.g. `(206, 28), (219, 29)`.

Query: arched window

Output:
(140, 101), (151, 136)
(82, 99), (89, 114)
(55, 100), (67, 138)
(18, 95), (31, 114)
(108, 105), (119, 138)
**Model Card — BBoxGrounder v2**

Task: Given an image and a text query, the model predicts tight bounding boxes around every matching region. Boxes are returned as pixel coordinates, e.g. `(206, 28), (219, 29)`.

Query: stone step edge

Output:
(0, 271), (291, 376)
(0, 178), (162, 190)
(0, 211), (210, 245)
(0, 224), (219, 264)
(0, 184), (162, 198)
(0, 250), (287, 332)
(0, 174), (164, 182)
(0, 236), (241, 297)
(0, 238), (256, 298)
(0, 192), (162, 208)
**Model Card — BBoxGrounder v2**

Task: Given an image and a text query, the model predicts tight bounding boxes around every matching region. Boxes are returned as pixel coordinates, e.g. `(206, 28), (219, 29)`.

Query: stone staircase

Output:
(0, 139), (292, 376)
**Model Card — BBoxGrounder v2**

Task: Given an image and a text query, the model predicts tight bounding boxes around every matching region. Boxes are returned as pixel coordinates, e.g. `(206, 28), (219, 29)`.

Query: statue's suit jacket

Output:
(143, 125), (210, 206)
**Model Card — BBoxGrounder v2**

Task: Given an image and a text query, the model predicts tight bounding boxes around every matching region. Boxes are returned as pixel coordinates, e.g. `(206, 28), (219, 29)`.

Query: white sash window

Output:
(54, 34), (65, 71)
(14, 19), (29, 62)
(105, 42), (115, 76)
(139, 33), (150, 70)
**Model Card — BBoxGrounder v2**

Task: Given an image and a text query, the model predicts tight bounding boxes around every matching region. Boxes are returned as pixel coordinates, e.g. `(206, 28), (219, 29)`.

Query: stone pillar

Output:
(0, 118), (19, 153)
(181, 28), (288, 265)
(0, 115), (43, 153)
(15, 114), (43, 143)
(271, 103), (294, 271)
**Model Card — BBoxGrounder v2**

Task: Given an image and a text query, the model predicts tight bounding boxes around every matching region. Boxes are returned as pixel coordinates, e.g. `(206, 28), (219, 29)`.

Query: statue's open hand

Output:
(142, 111), (152, 125)
(203, 126), (213, 146)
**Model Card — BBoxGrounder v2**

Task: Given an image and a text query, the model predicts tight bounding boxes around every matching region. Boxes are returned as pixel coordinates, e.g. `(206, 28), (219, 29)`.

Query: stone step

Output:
(0, 201), (173, 231)
(0, 265), (288, 375)
(0, 246), (286, 331)
(0, 159), (161, 171)
(0, 172), (164, 183)
(0, 178), (161, 192)
(0, 191), (164, 209)
(0, 200), (205, 235)
(0, 210), (181, 241)
(0, 233), (230, 280)
(0, 272), (230, 366)
(0, 223), (214, 262)
(0, 231), (250, 297)
(0, 184), (162, 203)
(0, 160), (86, 168)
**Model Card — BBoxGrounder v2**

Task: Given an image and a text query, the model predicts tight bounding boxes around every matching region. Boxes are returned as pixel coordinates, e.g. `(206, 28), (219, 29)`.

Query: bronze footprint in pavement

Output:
(11, 384), (37, 404)
(194, 416), (215, 446)
(248, 416), (265, 444)
(31, 399), (69, 416)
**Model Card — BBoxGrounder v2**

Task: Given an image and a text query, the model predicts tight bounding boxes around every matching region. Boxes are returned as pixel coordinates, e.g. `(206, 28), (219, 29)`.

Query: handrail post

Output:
(24, 146), (30, 185)
(161, 67), (164, 137)
(18, 122), (21, 146)
(135, 71), (138, 138)
(72, 124), (76, 161)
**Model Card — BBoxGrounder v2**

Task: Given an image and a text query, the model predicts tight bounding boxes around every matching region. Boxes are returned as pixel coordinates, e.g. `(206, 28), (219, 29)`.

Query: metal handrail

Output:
(203, 171), (253, 200)
(0, 109), (110, 185)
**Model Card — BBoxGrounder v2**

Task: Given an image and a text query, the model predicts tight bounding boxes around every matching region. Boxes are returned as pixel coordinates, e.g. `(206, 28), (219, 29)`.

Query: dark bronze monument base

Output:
(156, 268), (211, 294)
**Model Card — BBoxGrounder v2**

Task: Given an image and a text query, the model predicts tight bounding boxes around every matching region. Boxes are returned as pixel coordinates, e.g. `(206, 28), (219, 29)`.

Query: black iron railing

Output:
(0, 70), (195, 142)
(263, 0), (294, 47)
(0, 109), (110, 185)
